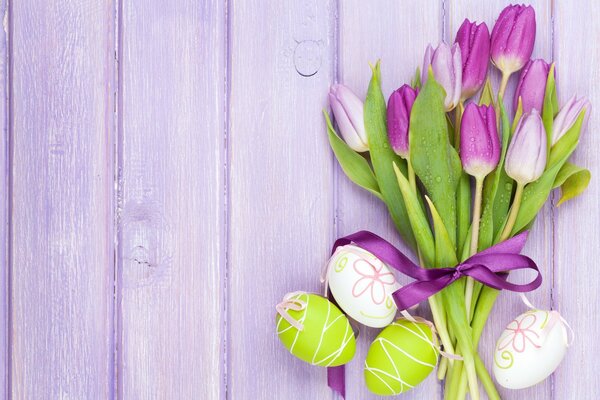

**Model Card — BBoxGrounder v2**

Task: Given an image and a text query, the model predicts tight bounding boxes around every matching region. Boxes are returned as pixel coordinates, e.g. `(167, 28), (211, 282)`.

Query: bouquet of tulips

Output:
(325, 4), (590, 399)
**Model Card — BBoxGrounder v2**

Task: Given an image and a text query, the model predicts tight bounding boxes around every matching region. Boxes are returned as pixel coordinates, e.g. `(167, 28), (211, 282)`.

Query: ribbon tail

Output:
(327, 365), (345, 399)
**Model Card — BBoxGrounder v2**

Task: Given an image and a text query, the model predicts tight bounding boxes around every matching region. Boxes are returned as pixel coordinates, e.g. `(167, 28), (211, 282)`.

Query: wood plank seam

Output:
(5, 0), (12, 398)
(224, 0), (232, 399)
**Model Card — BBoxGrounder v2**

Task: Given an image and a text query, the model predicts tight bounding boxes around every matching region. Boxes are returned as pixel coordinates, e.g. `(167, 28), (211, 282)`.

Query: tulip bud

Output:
(329, 84), (368, 152)
(387, 85), (418, 159)
(514, 59), (551, 113)
(552, 95), (591, 145)
(455, 19), (491, 100)
(460, 103), (500, 178)
(505, 110), (547, 185)
(491, 4), (536, 75)
(422, 43), (462, 111)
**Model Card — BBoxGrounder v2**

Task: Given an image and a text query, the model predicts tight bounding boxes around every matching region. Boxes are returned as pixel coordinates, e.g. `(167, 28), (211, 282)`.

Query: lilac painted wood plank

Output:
(338, 1), (442, 398)
(228, 1), (335, 398)
(117, 1), (225, 398)
(0, 0), (7, 397)
(10, 1), (116, 398)
(553, 2), (600, 398)
(448, 1), (554, 398)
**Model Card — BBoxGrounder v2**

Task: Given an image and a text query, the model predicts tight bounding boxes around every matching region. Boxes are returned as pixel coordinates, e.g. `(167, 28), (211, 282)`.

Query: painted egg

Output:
(364, 318), (438, 395)
(493, 309), (569, 389)
(327, 244), (400, 328)
(275, 292), (356, 367)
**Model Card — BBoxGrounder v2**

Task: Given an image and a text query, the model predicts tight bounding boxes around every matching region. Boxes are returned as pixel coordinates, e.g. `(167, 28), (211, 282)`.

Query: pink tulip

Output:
(387, 85), (418, 159)
(455, 19), (491, 100)
(491, 4), (536, 75)
(460, 103), (500, 178)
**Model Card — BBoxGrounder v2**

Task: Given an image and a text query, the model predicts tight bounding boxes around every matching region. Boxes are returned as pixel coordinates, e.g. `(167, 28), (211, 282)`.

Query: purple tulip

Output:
(455, 19), (491, 100)
(491, 4), (536, 75)
(514, 59), (551, 113)
(552, 95), (591, 145)
(387, 85), (418, 159)
(460, 103), (500, 178)
(505, 110), (547, 185)
(329, 84), (368, 152)
(422, 43), (462, 111)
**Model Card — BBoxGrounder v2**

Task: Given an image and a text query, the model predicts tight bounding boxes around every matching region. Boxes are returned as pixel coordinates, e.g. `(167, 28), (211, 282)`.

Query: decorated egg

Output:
(327, 245), (400, 328)
(364, 318), (438, 395)
(275, 292), (356, 367)
(493, 309), (569, 389)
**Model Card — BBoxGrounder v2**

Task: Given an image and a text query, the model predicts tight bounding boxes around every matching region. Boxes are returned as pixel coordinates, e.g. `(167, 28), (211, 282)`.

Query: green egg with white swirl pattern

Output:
(276, 292), (356, 367)
(364, 318), (438, 395)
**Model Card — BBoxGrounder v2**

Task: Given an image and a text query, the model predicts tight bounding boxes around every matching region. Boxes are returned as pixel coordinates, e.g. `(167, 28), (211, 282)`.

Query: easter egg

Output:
(327, 245), (400, 328)
(275, 292), (356, 367)
(364, 318), (438, 395)
(493, 309), (569, 389)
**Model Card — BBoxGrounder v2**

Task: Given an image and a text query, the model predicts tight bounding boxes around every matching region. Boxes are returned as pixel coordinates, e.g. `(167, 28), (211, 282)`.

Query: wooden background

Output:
(1, 0), (598, 399)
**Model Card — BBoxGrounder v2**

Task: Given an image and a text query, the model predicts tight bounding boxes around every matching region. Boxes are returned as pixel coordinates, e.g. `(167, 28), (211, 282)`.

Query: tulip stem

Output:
(454, 101), (465, 148)
(437, 355), (448, 380)
(498, 71), (511, 101)
(500, 182), (525, 241)
(465, 176), (484, 320)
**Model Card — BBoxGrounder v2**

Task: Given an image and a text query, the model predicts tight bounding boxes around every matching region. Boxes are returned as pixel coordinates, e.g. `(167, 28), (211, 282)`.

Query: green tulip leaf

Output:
(553, 162), (591, 206)
(460, 223), (473, 262)
(393, 163), (435, 266)
(542, 64), (557, 155)
(425, 196), (458, 268)
(480, 98), (512, 248)
(511, 112), (585, 234)
(365, 61), (417, 250)
(324, 110), (382, 200)
(410, 69), (462, 249)
(478, 78), (495, 107)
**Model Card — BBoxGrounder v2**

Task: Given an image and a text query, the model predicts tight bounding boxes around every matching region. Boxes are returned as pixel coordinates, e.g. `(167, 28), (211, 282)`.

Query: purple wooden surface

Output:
(228, 1), (335, 398)
(9, 1), (116, 398)
(553, 1), (600, 398)
(2, 1), (599, 399)
(0, 0), (7, 397)
(118, 0), (225, 398)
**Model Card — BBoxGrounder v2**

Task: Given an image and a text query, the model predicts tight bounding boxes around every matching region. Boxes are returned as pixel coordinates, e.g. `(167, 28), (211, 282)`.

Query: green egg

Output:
(364, 318), (438, 395)
(276, 292), (356, 367)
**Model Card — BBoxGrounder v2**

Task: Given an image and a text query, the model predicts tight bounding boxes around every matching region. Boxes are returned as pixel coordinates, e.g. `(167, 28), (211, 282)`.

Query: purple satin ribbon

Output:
(327, 230), (541, 398)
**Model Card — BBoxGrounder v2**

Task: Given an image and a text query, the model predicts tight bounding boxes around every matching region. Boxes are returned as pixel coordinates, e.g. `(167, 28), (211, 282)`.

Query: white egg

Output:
(493, 309), (569, 389)
(327, 244), (400, 328)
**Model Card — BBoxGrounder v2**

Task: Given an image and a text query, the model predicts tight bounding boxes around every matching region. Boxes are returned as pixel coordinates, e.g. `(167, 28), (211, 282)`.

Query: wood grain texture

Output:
(553, 1), (600, 398)
(338, 1), (443, 398)
(227, 1), (335, 399)
(0, 0), (8, 397)
(117, 0), (225, 398)
(10, 1), (116, 398)
(448, 1), (554, 398)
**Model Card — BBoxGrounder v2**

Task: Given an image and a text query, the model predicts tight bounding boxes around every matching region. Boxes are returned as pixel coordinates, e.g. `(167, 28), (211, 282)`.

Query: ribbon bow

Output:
(327, 230), (542, 399)
(332, 230), (541, 311)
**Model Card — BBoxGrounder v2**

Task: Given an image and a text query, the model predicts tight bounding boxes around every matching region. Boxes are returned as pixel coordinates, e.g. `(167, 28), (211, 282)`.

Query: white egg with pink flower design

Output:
(326, 244), (400, 328)
(493, 309), (570, 389)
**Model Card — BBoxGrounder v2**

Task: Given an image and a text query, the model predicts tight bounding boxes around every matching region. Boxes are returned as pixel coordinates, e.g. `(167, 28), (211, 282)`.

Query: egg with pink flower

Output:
(326, 244), (400, 328)
(493, 309), (570, 389)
